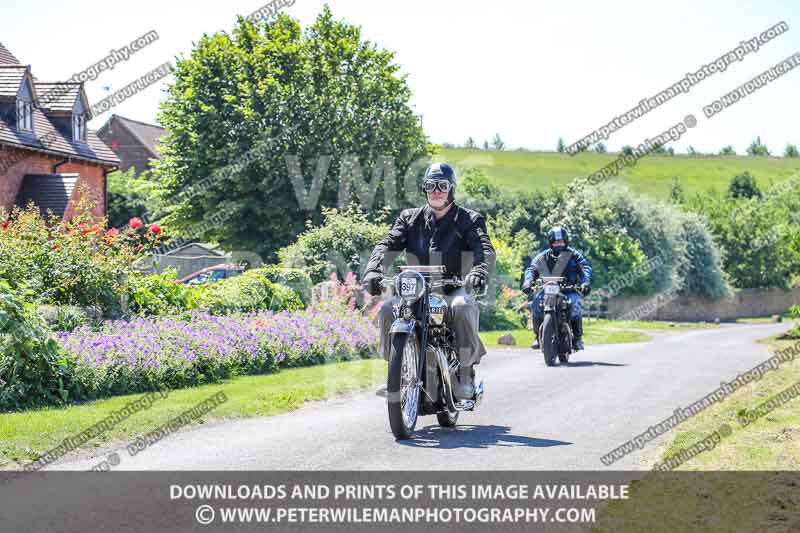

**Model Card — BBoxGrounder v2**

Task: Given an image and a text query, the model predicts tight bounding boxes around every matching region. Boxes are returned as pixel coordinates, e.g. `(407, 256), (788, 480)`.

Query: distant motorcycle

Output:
(382, 265), (486, 440)
(531, 276), (576, 366)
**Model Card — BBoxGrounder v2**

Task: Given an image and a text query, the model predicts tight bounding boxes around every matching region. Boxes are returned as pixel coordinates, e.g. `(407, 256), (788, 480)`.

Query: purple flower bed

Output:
(55, 309), (379, 398)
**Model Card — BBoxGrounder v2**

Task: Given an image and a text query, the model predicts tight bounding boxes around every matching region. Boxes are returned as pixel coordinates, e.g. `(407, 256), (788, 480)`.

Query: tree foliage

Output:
(154, 6), (428, 260)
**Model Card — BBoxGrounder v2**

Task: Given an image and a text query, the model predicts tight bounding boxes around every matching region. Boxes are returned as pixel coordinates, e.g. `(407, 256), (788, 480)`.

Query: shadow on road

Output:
(563, 361), (628, 367)
(398, 424), (572, 450)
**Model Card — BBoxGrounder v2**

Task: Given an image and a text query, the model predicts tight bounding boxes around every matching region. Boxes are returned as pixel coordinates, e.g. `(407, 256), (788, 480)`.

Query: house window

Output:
(16, 99), (33, 131)
(73, 114), (86, 142)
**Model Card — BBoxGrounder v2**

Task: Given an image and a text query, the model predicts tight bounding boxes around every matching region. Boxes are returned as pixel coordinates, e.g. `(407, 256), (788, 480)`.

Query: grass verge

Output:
(479, 319), (713, 348)
(0, 358), (387, 468)
(593, 337), (800, 532)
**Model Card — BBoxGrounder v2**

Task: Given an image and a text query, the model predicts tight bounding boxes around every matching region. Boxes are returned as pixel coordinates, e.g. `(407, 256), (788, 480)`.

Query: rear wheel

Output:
(542, 314), (558, 367)
(387, 331), (421, 440)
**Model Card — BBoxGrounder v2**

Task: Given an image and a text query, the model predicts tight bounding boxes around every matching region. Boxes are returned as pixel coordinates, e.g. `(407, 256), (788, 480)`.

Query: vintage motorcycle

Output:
(532, 276), (577, 367)
(382, 265), (485, 440)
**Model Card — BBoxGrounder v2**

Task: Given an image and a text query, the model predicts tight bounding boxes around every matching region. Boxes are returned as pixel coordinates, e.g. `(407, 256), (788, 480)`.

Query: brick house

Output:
(97, 114), (165, 175)
(0, 42), (119, 220)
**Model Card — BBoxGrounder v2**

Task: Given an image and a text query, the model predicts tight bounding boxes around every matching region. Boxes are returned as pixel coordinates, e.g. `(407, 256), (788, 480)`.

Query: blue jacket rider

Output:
(521, 226), (592, 350)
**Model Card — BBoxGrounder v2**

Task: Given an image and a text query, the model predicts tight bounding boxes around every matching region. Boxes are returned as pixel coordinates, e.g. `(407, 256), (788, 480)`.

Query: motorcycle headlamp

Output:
(394, 271), (426, 304)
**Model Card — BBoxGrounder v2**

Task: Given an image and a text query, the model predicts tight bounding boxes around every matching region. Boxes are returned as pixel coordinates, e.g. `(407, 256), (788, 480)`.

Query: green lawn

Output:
(0, 358), (387, 468)
(480, 319), (714, 348)
(439, 148), (800, 199)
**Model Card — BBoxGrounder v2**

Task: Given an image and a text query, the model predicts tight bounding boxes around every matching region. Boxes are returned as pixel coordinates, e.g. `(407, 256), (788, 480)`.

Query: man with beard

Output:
(362, 163), (495, 400)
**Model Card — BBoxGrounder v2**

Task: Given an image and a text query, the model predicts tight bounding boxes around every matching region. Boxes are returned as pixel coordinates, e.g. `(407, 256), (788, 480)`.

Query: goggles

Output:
(423, 179), (453, 193)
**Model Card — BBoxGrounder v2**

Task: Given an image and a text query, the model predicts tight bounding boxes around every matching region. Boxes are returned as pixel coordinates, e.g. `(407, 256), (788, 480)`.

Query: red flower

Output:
(129, 217), (143, 229)
(78, 223), (91, 235)
(105, 227), (119, 245)
(149, 223), (161, 236)
(91, 223), (101, 234)
(1, 220), (9, 230)
(52, 242), (61, 250)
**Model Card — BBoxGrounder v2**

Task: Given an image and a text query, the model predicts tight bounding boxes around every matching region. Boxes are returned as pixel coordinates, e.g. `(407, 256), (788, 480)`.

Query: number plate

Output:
(544, 284), (560, 295)
(400, 277), (418, 297)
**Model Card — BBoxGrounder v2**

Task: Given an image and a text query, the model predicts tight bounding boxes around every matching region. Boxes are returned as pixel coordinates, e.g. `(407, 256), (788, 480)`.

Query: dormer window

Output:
(73, 113), (86, 142)
(16, 99), (33, 131)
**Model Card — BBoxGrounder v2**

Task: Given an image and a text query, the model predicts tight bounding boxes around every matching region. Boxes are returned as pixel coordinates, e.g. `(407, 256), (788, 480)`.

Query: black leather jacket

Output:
(364, 203), (495, 280)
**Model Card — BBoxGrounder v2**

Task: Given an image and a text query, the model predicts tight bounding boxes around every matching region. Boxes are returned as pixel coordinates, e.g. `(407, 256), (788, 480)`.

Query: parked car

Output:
(178, 264), (246, 285)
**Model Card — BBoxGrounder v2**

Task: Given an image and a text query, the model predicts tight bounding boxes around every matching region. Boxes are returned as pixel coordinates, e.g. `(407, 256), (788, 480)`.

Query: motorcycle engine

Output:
(428, 294), (447, 326)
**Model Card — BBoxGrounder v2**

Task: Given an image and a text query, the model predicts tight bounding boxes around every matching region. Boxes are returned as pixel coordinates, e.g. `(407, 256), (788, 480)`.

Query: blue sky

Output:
(4, 0), (798, 154)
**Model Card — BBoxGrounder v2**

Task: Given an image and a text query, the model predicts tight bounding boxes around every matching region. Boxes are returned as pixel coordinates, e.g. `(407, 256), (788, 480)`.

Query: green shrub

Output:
(728, 171), (761, 199)
(0, 280), (78, 411)
(256, 266), (313, 306)
(190, 270), (303, 315)
(279, 205), (390, 284)
(0, 195), (161, 315)
(127, 268), (191, 316)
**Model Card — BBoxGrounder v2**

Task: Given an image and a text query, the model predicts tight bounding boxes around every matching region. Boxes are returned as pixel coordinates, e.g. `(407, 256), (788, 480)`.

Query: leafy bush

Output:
(687, 179), (800, 289)
(190, 269), (303, 315)
(539, 179), (730, 299)
(0, 196), (160, 314)
(107, 168), (164, 229)
(127, 269), (192, 316)
(279, 205), (390, 284)
(728, 171), (761, 199)
(256, 266), (313, 307)
(0, 280), (78, 411)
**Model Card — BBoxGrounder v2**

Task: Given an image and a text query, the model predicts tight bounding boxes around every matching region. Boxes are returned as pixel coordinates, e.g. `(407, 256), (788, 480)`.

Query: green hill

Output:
(438, 148), (800, 199)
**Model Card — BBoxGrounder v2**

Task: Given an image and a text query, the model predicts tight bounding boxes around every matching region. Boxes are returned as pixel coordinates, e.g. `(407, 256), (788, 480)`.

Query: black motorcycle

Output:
(382, 265), (485, 440)
(532, 276), (576, 367)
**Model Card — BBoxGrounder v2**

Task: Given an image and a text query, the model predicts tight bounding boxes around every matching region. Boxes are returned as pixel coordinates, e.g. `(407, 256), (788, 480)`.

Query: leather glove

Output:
(521, 280), (533, 295)
(580, 283), (591, 296)
(464, 272), (486, 293)
(362, 272), (384, 296)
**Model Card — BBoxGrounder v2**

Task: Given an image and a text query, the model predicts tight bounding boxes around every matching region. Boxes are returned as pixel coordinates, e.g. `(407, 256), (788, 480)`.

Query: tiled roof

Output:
(0, 107), (120, 166)
(35, 82), (82, 112)
(0, 66), (27, 98)
(17, 174), (78, 219)
(0, 42), (20, 65)
(110, 115), (165, 157)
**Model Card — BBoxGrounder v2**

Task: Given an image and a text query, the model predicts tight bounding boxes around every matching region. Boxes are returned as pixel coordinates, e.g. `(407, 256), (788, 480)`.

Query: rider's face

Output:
(551, 239), (566, 248)
(426, 189), (448, 209)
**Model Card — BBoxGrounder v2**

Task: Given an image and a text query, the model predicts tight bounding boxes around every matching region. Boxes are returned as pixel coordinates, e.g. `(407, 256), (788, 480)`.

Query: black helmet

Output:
(547, 226), (569, 253)
(423, 163), (456, 208)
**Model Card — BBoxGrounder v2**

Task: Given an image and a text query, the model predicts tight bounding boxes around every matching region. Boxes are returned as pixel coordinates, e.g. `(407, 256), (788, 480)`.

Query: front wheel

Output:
(387, 331), (421, 440)
(542, 314), (558, 367)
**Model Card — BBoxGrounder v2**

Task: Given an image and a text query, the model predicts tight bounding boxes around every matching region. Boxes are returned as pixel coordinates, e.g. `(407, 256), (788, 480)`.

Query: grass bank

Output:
(479, 319), (714, 348)
(594, 336), (800, 532)
(0, 358), (387, 468)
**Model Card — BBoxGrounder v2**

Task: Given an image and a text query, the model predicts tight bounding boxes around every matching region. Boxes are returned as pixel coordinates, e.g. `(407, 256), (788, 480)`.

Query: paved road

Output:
(54, 323), (792, 471)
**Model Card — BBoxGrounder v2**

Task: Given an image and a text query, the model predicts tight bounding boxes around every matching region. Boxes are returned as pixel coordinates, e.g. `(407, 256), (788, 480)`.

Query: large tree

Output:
(154, 6), (429, 260)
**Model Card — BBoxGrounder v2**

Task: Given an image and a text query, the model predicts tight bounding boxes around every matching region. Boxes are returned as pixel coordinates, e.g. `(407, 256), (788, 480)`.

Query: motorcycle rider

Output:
(521, 226), (592, 351)
(362, 163), (495, 400)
